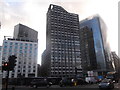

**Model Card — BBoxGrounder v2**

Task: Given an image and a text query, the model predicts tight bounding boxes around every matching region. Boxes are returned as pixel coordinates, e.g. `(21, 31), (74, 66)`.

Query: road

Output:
(1, 83), (120, 90)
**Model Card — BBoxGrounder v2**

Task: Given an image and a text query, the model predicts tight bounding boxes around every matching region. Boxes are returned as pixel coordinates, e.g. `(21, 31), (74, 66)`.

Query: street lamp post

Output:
(75, 67), (77, 77)
(19, 53), (24, 85)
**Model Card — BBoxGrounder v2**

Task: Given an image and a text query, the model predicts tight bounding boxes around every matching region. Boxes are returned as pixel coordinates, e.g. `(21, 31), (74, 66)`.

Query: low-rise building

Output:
(2, 24), (38, 78)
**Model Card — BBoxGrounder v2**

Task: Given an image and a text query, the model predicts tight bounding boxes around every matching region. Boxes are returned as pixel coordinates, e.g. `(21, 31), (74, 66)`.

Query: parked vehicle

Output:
(47, 77), (61, 85)
(99, 78), (114, 89)
(85, 76), (98, 84)
(106, 72), (119, 83)
(97, 76), (104, 83)
(30, 78), (52, 88)
(59, 78), (77, 87)
(77, 78), (88, 85)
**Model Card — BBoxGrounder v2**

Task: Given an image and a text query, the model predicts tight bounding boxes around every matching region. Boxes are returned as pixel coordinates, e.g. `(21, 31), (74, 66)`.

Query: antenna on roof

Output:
(4, 36), (12, 40)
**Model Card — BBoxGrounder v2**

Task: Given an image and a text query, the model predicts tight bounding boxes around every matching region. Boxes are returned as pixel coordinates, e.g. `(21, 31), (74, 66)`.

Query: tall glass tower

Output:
(79, 26), (97, 72)
(80, 15), (113, 73)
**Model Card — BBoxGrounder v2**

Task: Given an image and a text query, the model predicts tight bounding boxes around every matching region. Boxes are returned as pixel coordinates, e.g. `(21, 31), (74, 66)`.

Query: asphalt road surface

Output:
(1, 83), (120, 90)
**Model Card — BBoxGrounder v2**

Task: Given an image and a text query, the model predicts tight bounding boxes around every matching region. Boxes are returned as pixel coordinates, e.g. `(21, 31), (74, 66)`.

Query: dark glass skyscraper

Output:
(80, 15), (113, 73)
(45, 4), (82, 77)
(79, 26), (97, 72)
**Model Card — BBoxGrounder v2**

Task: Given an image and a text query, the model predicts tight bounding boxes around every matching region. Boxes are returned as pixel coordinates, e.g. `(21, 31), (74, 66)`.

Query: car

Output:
(85, 77), (98, 84)
(59, 78), (77, 87)
(77, 78), (88, 85)
(30, 78), (52, 88)
(99, 78), (114, 89)
(47, 77), (62, 85)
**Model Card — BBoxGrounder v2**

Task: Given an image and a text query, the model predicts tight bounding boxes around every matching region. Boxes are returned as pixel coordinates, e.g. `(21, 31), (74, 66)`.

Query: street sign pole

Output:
(5, 70), (9, 90)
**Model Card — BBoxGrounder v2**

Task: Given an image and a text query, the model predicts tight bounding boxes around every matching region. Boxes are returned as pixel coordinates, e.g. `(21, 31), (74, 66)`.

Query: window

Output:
(14, 49), (17, 52)
(20, 43), (23, 46)
(15, 46), (18, 49)
(20, 46), (22, 49)
(15, 43), (18, 45)
(2, 57), (5, 60)
(25, 47), (27, 49)
(24, 51), (27, 53)
(28, 70), (30, 72)
(10, 42), (13, 45)
(3, 48), (7, 52)
(19, 50), (22, 53)
(25, 43), (28, 46)
(34, 44), (37, 46)
(11, 74), (14, 78)
(9, 49), (12, 52)
(28, 66), (31, 68)
(10, 46), (12, 49)
(4, 46), (7, 48)
(25, 54), (27, 57)
(4, 42), (8, 44)
(9, 52), (12, 55)
(29, 50), (32, 53)
(3, 53), (6, 56)
(33, 66), (35, 68)
(30, 47), (32, 50)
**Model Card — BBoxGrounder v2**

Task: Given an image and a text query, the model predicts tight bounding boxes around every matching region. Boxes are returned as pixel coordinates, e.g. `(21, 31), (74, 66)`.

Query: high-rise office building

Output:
(45, 4), (82, 77)
(2, 24), (38, 78)
(41, 50), (49, 77)
(111, 52), (120, 75)
(13, 23), (38, 42)
(79, 15), (113, 73)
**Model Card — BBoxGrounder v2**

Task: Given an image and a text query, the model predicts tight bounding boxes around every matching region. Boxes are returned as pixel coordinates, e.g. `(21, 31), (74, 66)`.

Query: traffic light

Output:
(8, 55), (17, 70)
(2, 62), (9, 71)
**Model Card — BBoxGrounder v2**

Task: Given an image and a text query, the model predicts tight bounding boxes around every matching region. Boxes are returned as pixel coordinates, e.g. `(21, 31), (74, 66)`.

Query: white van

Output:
(85, 77), (98, 84)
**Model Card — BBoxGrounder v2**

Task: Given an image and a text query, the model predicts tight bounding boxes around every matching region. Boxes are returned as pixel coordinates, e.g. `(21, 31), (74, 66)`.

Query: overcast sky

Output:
(0, 0), (119, 64)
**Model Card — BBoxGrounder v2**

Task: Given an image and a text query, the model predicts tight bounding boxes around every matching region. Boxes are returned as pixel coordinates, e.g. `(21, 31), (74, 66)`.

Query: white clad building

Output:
(2, 39), (38, 78)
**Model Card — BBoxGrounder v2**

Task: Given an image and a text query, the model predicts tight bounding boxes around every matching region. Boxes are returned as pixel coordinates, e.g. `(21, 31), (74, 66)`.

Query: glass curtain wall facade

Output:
(80, 15), (113, 73)
(79, 26), (97, 73)
(46, 4), (82, 77)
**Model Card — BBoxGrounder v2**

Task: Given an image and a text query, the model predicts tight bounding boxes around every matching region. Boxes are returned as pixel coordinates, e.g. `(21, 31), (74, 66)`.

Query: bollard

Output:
(12, 87), (15, 90)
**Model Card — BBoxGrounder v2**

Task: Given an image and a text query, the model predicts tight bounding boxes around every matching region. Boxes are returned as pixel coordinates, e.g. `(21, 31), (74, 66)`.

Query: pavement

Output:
(1, 83), (120, 90)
